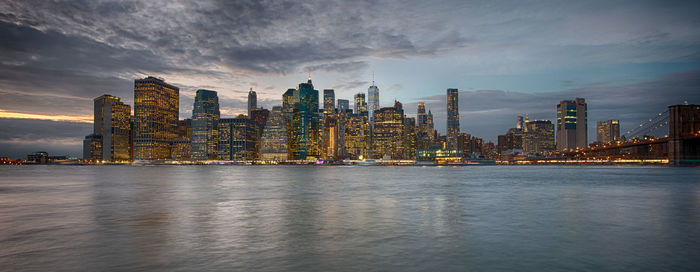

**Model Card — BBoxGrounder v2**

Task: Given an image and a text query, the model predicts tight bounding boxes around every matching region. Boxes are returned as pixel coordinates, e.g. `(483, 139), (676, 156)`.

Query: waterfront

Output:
(1, 166), (699, 271)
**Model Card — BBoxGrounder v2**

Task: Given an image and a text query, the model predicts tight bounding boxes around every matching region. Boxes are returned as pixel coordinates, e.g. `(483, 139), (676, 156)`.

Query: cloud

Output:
(0, 119), (92, 158)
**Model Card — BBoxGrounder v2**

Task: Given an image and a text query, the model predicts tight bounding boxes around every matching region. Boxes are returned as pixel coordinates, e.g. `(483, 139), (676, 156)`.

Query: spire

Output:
(372, 71), (375, 86)
(308, 73), (312, 83)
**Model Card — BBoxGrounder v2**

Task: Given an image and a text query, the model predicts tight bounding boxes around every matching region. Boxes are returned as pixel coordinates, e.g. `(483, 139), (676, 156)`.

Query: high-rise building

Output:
(171, 119), (191, 160)
(250, 108), (270, 134)
(367, 75), (380, 125)
(101, 100), (132, 162)
(345, 113), (370, 159)
(373, 103), (404, 159)
(337, 99), (349, 113)
(83, 134), (102, 161)
(556, 98), (587, 150)
(218, 118), (259, 160)
(403, 117), (417, 159)
(446, 88), (460, 149)
(323, 89), (335, 114)
(261, 106), (288, 161)
(248, 88), (257, 117)
(427, 109), (435, 141)
(191, 89), (220, 160)
(133, 76), (179, 160)
(290, 77), (320, 159)
(597, 120), (620, 144)
(93, 94), (121, 137)
(354, 93), (367, 114)
(417, 102), (427, 131)
(523, 120), (555, 154)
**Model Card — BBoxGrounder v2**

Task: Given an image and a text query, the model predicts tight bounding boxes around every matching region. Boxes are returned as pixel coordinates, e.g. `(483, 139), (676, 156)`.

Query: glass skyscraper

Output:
(191, 89), (220, 160)
(446, 88), (460, 149)
(290, 77), (320, 159)
(323, 89), (335, 114)
(367, 78), (379, 125)
(261, 106), (288, 161)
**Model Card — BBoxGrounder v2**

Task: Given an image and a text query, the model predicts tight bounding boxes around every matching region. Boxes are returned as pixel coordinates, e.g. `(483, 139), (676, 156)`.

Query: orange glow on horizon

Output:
(0, 109), (92, 123)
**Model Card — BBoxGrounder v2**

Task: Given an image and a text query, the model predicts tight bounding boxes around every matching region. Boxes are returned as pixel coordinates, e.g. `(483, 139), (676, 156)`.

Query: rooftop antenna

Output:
(372, 71), (375, 86)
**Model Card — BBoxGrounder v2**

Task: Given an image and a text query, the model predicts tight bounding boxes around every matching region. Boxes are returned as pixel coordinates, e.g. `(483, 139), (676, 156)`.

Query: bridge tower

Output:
(668, 104), (700, 165)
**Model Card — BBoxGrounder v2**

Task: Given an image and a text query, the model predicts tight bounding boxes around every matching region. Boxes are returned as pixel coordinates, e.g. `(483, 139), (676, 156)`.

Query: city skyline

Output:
(1, 0), (700, 158)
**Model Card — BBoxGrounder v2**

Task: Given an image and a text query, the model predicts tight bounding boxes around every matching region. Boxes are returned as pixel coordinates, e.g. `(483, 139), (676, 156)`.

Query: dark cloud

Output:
(0, 119), (92, 158)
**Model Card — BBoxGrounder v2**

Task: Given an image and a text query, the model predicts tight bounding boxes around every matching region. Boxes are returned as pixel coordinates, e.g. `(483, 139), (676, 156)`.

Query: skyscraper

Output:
(290, 77), (320, 159)
(171, 119), (191, 161)
(446, 88), (460, 149)
(367, 75), (379, 125)
(101, 100), (132, 162)
(93, 94), (121, 137)
(597, 120), (620, 144)
(261, 106), (288, 161)
(323, 89), (335, 114)
(373, 103), (405, 159)
(248, 88), (257, 117)
(337, 99), (349, 113)
(133, 76), (179, 160)
(345, 113), (370, 159)
(354, 93), (367, 114)
(191, 89), (220, 160)
(556, 98), (588, 150)
(427, 109), (434, 140)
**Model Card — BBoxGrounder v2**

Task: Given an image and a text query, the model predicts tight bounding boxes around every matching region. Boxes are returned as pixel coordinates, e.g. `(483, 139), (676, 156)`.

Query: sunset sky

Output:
(1, 0), (699, 158)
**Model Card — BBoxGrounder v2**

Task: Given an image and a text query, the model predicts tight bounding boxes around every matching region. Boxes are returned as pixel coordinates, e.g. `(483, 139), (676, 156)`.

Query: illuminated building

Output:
(218, 118), (259, 160)
(446, 88), (460, 149)
(261, 106), (288, 161)
(102, 100), (132, 162)
(248, 88), (257, 117)
(556, 98), (587, 150)
(354, 93), (367, 114)
(597, 120), (620, 144)
(282, 89), (295, 159)
(323, 89), (335, 115)
(416, 148), (462, 162)
(373, 103), (404, 159)
(290, 77), (320, 159)
(345, 113), (370, 159)
(497, 128), (522, 154)
(83, 134), (102, 161)
(171, 119), (191, 160)
(191, 89), (220, 160)
(367, 75), (379, 125)
(523, 120), (555, 154)
(403, 117), (417, 159)
(337, 99), (349, 113)
(427, 109), (435, 141)
(322, 116), (339, 159)
(133, 76), (179, 160)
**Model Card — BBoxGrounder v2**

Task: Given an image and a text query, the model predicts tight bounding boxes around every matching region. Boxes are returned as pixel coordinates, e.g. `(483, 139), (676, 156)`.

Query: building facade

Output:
(248, 88), (257, 117)
(354, 93), (367, 114)
(261, 106), (289, 161)
(373, 105), (404, 159)
(323, 89), (335, 115)
(596, 120), (620, 144)
(523, 120), (555, 154)
(556, 98), (587, 150)
(191, 89), (220, 160)
(102, 100), (132, 162)
(367, 79), (379, 125)
(218, 118), (259, 160)
(133, 76), (179, 160)
(446, 88), (460, 149)
(290, 77), (320, 159)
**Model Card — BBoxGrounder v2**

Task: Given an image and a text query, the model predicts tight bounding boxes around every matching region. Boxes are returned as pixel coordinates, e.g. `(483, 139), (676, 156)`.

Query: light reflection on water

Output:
(0, 165), (699, 271)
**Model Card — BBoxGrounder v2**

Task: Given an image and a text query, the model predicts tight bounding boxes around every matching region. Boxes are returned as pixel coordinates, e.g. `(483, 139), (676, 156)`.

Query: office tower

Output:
(417, 102), (427, 131)
(523, 120), (555, 154)
(248, 88), (257, 117)
(133, 76), (179, 160)
(83, 134), (102, 161)
(516, 115), (524, 130)
(556, 98), (588, 150)
(191, 89), (220, 160)
(290, 77), (320, 159)
(323, 89), (335, 114)
(367, 75), (380, 125)
(171, 119), (191, 160)
(497, 128), (523, 153)
(93, 94), (121, 136)
(373, 103), (405, 159)
(261, 106), (288, 161)
(218, 118), (259, 160)
(427, 109), (435, 140)
(403, 117), (417, 159)
(322, 116), (339, 159)
(102, 100), (131, 162)
(446, 88), (460, 149)
(354, 93), (367, 114)
(345, 113), (370, 159)
(597, 120), (620, 144)
(337, 99), (349, 113)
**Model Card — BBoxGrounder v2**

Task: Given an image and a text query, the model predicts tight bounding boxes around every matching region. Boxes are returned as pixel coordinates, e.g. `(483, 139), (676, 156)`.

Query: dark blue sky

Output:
(1, 0), (699, 158)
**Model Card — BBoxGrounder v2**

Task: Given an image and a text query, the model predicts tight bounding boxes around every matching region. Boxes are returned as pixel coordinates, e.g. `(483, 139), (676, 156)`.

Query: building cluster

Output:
(497, 98), (622, 157)
(82, 76), (487, 163)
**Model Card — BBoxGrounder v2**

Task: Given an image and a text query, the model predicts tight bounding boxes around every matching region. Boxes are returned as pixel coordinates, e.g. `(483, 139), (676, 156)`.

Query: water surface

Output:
(1, 165), (699, 271)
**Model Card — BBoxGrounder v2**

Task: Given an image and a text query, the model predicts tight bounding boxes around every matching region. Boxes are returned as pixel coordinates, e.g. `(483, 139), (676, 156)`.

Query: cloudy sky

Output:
(1, 0), (699, 158)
